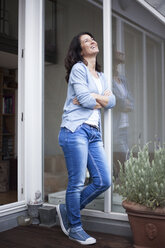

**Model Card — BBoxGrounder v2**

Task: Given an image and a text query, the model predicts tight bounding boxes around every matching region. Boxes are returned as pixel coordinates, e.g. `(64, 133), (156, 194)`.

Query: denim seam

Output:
(80, 150), (103, 207)
(65, 142), (80, 226)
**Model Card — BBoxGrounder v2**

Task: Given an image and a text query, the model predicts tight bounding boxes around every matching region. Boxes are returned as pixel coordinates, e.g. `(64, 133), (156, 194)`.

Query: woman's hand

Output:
(73, 97), (80, 105)
(103, 89), (111, 96)
(90, 93), (98, 99)
(91, 91), (111, 108)
(94, 102), (102, 109)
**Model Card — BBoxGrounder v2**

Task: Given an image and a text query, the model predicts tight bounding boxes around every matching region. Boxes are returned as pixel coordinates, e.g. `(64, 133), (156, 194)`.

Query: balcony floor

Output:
(0, 225), (133, 248)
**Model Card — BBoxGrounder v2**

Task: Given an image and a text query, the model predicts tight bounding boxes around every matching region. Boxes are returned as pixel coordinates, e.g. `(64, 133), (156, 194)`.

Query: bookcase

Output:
(0, 69), (17, 161)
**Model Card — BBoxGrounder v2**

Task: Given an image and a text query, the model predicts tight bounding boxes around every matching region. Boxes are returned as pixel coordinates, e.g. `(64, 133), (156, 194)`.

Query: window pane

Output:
(146, 36), (162, 144)
(112, 19), (164, 213)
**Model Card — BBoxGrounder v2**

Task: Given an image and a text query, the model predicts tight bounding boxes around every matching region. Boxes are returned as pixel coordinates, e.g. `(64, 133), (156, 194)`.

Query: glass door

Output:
(0, 0), (19, 206)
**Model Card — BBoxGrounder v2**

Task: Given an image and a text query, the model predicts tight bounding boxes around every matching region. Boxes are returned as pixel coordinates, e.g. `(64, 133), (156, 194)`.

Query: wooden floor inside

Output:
(0, 190), (17, 205)
(0, 225), (133, 248)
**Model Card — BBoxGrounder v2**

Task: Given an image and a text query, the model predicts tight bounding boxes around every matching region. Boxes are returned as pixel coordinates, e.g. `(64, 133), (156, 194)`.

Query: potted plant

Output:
(114, 143), (165, 248)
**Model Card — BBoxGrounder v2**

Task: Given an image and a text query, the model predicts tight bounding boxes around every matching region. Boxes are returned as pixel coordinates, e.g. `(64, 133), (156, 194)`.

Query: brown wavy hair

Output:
(64, 32), (101, 83)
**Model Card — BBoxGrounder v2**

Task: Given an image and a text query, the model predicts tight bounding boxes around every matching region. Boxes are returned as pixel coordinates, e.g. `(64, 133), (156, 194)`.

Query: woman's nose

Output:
(91, 40), (96, 45)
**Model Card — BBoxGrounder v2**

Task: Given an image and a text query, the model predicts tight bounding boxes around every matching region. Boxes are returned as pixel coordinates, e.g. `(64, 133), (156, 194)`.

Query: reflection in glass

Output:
(146, 36), (162, 144)
(112, 18), (164, 213)
(45, 0), (56, 63)
(112, 50), (134, 179)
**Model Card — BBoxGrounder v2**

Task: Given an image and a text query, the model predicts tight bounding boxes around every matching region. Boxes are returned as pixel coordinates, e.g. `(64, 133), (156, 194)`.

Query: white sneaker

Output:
(69, 226), (96, 245)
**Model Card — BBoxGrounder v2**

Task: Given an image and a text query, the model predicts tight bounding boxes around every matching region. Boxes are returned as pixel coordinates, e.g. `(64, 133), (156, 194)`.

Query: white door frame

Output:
(0, 0), (26, 217)
(103, 0), (112, 214)
(17, 0), (25, 203)
(0, 0), (44, 216)
(24, 0), (44, 204)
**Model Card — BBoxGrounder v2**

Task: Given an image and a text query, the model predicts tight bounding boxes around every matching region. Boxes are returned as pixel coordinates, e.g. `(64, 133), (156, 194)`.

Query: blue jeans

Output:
(59, 123), (111, 228)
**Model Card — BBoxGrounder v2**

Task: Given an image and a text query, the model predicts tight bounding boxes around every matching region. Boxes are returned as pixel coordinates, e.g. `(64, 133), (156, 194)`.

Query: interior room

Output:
(0, 0), (18, 205)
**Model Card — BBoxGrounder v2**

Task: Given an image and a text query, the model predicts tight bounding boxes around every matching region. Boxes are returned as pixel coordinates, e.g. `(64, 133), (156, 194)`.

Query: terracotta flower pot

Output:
(122, 200), (165, 248)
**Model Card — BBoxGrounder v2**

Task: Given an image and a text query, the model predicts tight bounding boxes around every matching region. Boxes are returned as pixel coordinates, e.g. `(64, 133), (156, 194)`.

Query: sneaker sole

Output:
(69, 236), (96, 245)
(56, 205), (69, 236)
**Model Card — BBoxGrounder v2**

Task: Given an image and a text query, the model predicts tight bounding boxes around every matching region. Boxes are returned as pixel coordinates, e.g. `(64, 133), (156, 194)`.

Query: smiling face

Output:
(80, 34), (99, 58)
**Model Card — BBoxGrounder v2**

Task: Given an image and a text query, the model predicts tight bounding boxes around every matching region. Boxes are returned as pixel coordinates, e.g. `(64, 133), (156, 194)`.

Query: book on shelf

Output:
(2, 95), (15, 114)
(2, 136), (14, 159)
(0, 69), (16, 161)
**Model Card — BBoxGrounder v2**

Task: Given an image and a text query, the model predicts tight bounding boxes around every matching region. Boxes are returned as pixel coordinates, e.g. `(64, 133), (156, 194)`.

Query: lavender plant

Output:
(114, 144), (165, 209)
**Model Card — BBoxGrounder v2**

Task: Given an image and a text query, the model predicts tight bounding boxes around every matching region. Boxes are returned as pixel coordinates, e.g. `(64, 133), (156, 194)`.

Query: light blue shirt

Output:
(61, 61), (116, 132)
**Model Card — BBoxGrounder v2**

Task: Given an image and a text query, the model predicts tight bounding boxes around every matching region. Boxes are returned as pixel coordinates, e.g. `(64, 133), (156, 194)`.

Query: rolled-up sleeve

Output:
(70, 64), (97, 109)
(104, 93), (116, 109)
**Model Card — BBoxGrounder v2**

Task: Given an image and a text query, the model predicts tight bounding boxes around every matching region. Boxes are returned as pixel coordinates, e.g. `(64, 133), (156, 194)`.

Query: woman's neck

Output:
(83, 56), (99, 78)
(84, 56), (96, 72)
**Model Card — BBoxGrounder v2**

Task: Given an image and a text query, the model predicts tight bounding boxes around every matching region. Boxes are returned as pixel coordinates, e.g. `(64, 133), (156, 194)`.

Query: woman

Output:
(57, 32), (116, 245)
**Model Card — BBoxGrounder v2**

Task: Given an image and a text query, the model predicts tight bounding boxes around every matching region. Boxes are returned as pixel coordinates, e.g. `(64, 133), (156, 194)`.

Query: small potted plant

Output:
(27, 190), (43, 224)
(114, 143), (165, 248)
